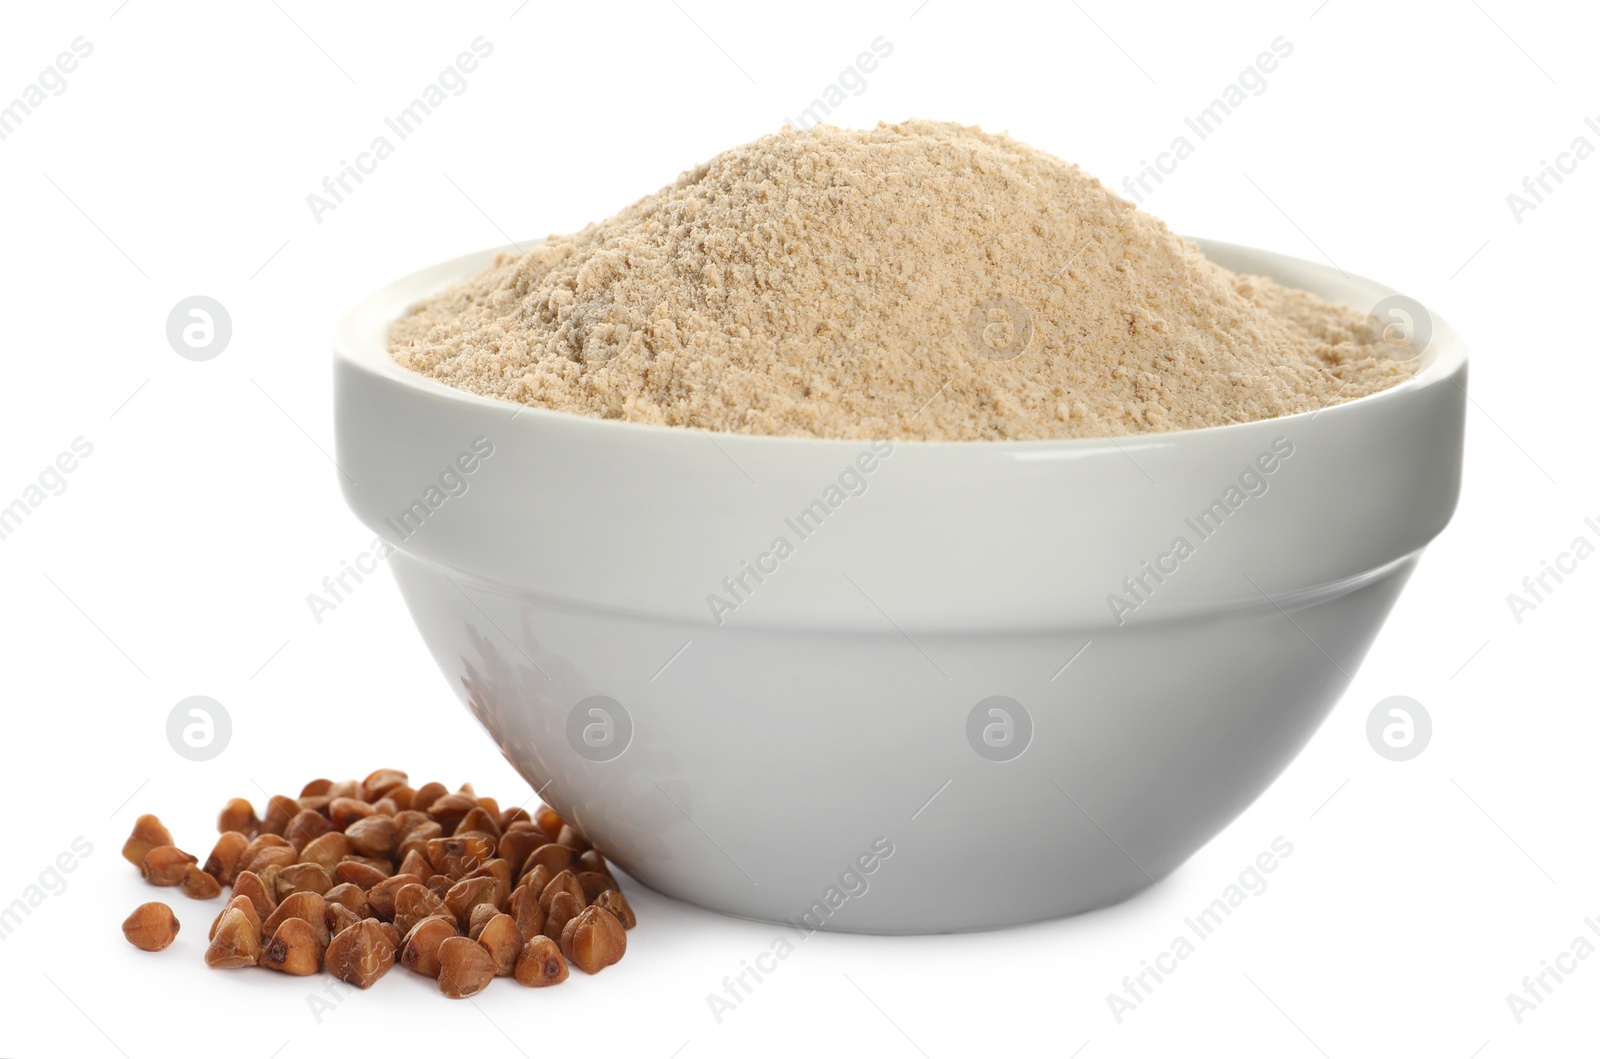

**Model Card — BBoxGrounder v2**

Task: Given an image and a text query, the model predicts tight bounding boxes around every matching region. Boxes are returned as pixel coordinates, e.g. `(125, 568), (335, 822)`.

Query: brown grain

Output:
(560, 905), (627, 974)
(399, 914), (459, 978)
(202, 831), (249, 885)
(436, 936), (496, 998)
(121, 815), (174, 868)
(122, 902), (179, 951)
(261, 891), (330, 948)
(261, 917), (325, 975)
(478, 913), (522, 975)
(142, 845), (197, 887)
(180, 865), (222, 900)
(204, 907), (260, 968)
(208, 894), (262, 941)
(327, 919), (395, 989)
(216, 798), (258, 835)
(513, 936), (569, 987)
(594, 888), (636, 930)
(544, 890), (583, 941)
(120, 775), (628, 997)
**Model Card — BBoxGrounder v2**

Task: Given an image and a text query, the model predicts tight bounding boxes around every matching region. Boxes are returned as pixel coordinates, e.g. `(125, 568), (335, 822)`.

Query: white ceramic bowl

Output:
(334, 239), (1466, 933)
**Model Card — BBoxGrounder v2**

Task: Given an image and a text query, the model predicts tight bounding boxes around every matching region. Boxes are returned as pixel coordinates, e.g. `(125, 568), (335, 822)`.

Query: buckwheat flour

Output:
(390, 120), (1414, 441)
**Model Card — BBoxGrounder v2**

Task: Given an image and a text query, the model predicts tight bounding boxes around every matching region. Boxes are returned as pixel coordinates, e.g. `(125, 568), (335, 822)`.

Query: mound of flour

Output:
(391, 120), (1412, 441)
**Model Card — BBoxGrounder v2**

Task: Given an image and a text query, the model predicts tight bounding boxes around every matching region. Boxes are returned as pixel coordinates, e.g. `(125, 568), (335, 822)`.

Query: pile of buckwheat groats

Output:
(118, 770), (633, 998)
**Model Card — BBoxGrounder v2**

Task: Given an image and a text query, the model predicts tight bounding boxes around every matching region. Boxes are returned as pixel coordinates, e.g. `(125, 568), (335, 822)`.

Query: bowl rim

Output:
(336, 236), (1467, 453)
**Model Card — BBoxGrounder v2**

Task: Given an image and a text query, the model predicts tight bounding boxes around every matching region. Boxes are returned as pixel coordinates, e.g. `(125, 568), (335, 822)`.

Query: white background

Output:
(1, 1), (1595, 1056)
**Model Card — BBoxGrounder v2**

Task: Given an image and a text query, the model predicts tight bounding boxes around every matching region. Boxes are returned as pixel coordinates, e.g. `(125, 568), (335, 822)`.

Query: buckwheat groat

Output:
(119, 771), (633, 998)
